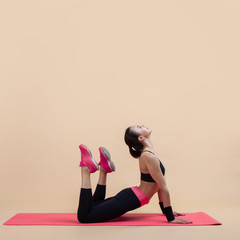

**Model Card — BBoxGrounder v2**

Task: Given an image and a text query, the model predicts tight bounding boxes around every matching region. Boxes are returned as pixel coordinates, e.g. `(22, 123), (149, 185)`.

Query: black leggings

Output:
(77, 184), (141, 223)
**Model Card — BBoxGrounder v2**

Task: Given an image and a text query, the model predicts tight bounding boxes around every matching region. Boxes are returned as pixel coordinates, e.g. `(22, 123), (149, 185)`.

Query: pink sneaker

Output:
(98, 147), (115, 173)
(79, 144), (99, 173)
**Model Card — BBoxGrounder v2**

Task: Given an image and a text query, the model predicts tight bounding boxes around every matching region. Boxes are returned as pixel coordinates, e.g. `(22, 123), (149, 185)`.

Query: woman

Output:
(77, 125), (192, 224)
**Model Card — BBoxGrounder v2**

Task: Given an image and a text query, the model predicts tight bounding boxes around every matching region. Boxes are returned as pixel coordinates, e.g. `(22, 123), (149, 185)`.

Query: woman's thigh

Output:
(82, 188), (141, 223)
(83, 197), (125, 222)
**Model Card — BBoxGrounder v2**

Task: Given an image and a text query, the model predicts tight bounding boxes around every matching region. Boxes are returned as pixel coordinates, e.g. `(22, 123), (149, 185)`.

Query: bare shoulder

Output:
(140, 152), (158, 165)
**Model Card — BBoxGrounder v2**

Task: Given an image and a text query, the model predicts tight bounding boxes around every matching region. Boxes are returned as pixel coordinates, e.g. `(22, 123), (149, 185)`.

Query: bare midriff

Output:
(138, 181), (159, 201)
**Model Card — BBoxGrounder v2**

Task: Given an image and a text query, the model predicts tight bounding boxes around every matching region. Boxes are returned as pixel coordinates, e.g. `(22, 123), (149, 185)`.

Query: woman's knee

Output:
(77, 213), (93, 223)
(77, 216), (88, 223)
(77, 212), (87, 223)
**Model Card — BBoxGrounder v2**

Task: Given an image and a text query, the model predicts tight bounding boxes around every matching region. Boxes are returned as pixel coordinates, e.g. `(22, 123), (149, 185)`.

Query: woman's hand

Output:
(169, 217), (192, 224)
(173, 211), (185, 217)
(171, 211), (192, 224)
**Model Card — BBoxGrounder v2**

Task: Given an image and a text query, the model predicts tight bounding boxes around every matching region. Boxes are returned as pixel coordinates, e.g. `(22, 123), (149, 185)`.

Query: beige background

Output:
(1, 0), (239, 239)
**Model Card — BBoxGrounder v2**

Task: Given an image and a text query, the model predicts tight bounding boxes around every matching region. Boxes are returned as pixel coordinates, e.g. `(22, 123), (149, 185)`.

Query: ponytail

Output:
(124, 127), (143, 159)
(129, 146), (142, 158)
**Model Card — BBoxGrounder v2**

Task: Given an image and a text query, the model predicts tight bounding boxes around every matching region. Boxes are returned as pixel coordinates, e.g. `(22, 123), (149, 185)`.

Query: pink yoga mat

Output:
(3, 212), (221, 226)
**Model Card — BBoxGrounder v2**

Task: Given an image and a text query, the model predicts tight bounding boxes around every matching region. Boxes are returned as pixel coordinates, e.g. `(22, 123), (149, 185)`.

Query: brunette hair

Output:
(124, 127), (143, 158)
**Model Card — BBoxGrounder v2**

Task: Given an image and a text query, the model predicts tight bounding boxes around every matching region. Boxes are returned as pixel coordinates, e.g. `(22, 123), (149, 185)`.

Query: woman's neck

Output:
(142, 138), (154, 152)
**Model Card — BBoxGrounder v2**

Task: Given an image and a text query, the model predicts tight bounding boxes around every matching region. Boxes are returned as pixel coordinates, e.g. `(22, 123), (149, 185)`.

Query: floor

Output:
(1, 205), (239, 240)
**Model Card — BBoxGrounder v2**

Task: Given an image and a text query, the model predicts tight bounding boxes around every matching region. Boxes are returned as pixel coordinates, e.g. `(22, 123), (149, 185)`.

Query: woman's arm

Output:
(158, 189), (163, 202)
(158, 189), (165, 214)
(143, 155), (192, 224)
(157, 175), (166, 202)
(159, 186), (172, 208)
(143, 154), (172, 208)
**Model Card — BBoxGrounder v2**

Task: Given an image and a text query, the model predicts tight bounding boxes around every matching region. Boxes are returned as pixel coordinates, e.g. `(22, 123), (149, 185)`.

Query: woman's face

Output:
(130, 125), (152, 139)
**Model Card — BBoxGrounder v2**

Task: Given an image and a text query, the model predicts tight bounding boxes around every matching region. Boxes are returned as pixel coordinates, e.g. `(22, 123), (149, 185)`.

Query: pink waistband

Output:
(131, 186), (149, 206)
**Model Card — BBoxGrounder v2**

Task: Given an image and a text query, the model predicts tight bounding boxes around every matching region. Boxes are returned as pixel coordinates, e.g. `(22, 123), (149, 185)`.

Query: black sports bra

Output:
(140, 150), (165, 182)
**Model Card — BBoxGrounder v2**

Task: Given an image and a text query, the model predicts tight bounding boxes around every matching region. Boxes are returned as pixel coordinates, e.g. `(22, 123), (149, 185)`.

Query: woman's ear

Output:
(138, 136), (144, 142)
